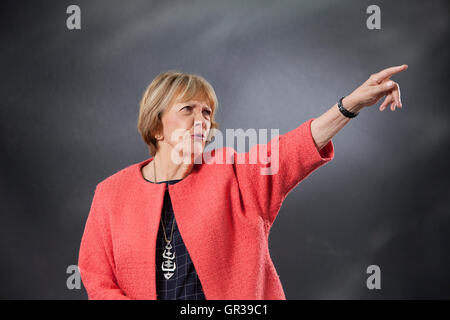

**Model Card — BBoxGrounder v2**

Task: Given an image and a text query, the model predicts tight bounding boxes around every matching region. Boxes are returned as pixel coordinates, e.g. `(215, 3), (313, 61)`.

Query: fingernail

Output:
(387, 81), (393, 87)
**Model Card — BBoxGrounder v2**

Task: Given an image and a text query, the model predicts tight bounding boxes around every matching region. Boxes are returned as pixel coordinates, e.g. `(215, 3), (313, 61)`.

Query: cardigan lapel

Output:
(114, 158), (166, 299)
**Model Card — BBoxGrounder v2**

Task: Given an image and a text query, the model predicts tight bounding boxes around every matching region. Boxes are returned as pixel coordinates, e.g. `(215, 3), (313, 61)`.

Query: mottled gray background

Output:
(1, 0), (449, 299)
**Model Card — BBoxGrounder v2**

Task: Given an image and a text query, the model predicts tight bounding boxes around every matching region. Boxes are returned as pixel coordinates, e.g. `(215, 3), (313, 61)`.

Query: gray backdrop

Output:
(1, 0), (449, 299)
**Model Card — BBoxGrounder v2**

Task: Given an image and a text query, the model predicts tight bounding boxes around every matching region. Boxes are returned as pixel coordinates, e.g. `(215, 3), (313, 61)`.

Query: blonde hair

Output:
(137, 70), (220, 156)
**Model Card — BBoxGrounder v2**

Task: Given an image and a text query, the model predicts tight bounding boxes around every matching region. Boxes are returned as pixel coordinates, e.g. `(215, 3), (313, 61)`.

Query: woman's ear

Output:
(154, 127), (164, 141)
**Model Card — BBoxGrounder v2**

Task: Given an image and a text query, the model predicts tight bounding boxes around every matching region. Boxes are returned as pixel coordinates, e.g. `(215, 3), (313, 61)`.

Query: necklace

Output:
(154, 156), (177, 280)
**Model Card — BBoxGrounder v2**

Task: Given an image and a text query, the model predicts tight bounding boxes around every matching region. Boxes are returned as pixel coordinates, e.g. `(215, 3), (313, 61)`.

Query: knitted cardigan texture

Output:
(78, 118), (335, 300)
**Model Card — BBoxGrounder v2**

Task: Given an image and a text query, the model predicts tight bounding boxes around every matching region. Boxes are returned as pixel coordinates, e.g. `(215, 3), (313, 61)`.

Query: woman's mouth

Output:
(191, 134), (205, 140)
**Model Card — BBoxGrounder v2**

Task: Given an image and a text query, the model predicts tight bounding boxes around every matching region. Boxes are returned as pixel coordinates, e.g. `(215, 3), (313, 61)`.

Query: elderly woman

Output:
(78, 65), (407, 300)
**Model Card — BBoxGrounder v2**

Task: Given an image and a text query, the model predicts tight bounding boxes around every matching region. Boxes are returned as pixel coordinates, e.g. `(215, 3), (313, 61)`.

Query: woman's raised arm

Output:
(311, 64), (408, 150)
(232, 64), (407, 226)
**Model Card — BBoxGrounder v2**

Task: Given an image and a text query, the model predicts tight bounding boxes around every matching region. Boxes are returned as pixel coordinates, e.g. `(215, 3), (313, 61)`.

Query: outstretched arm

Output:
(311, 64), (408, 150)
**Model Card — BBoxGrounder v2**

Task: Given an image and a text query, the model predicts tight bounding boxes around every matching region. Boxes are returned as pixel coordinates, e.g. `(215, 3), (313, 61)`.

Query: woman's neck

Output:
(144, 147), (194, 182)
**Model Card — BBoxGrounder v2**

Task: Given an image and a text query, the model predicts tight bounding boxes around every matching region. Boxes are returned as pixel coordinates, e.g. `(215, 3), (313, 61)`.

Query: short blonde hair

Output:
(137, 70), (220, 156)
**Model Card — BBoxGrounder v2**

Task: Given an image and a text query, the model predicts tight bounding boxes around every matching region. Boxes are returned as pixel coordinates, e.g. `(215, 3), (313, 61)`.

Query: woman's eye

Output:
(182, 106), (192, 111)
(203, 110), (211, 115)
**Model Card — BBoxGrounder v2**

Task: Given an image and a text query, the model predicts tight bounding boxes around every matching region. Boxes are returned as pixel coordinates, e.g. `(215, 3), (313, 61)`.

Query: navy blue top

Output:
(144, 177), (206, 300)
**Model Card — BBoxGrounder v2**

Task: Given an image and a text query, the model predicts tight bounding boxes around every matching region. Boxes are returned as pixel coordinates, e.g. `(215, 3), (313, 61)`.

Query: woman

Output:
(78, 65), (407, 300)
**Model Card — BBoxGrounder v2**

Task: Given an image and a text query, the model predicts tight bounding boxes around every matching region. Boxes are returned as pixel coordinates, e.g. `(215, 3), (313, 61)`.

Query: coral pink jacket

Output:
(78, 118), (334, 300)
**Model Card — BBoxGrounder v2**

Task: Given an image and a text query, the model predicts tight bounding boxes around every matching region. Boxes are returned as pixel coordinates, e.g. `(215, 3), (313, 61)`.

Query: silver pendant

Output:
(161, 241), (176, 280)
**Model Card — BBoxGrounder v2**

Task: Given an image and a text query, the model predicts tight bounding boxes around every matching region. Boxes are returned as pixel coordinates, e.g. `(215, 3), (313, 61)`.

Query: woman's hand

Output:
(345, 64), (408, 112)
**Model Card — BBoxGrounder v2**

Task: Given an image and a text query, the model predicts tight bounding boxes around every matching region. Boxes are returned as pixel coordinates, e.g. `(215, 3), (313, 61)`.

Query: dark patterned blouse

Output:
(145, 178), (206, 300)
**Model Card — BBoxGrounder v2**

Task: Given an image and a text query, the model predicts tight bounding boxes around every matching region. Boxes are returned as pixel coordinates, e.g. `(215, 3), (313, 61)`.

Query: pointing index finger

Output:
(373, 64), (408, 84)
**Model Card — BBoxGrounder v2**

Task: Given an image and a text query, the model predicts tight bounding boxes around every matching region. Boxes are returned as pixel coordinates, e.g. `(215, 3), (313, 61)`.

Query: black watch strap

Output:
(338, 96), (358, 118)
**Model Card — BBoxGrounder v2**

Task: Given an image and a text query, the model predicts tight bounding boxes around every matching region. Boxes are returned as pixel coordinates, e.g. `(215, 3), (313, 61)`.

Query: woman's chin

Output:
(191, 140), (205, 154)
(178, 141), (205, 163)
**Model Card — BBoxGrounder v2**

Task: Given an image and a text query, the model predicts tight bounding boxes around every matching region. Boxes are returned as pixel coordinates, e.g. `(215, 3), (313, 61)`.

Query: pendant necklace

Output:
(154, 157), (177, 280)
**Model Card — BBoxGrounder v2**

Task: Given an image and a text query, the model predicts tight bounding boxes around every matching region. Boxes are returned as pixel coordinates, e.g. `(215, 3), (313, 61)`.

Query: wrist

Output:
(342, 96), (363, 113)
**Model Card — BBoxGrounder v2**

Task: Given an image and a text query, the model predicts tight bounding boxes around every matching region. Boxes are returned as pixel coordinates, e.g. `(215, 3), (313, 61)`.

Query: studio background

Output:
(1, 0), (449, 299)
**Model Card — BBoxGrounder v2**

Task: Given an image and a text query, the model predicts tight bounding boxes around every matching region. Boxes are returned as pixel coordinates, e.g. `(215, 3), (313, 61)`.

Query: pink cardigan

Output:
(78, 118), (334, 300)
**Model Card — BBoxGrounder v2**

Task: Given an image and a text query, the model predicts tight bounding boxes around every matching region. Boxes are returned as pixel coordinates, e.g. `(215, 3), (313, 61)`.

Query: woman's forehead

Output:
(173, 97), (211, 108)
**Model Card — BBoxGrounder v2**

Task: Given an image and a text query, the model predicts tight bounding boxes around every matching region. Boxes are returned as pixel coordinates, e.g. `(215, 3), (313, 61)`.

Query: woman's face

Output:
(158, 96), (212, 162)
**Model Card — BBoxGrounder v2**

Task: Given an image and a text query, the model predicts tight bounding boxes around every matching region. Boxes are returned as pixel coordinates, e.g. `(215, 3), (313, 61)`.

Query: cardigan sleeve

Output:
(233, 118), (334, 226)
(78, 185), (131, 300)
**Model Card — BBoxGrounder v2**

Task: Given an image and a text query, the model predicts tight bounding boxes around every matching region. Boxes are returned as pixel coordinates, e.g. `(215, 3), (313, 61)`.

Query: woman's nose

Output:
(193, 120), (205, 132)
(193, 113), (208, 129)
